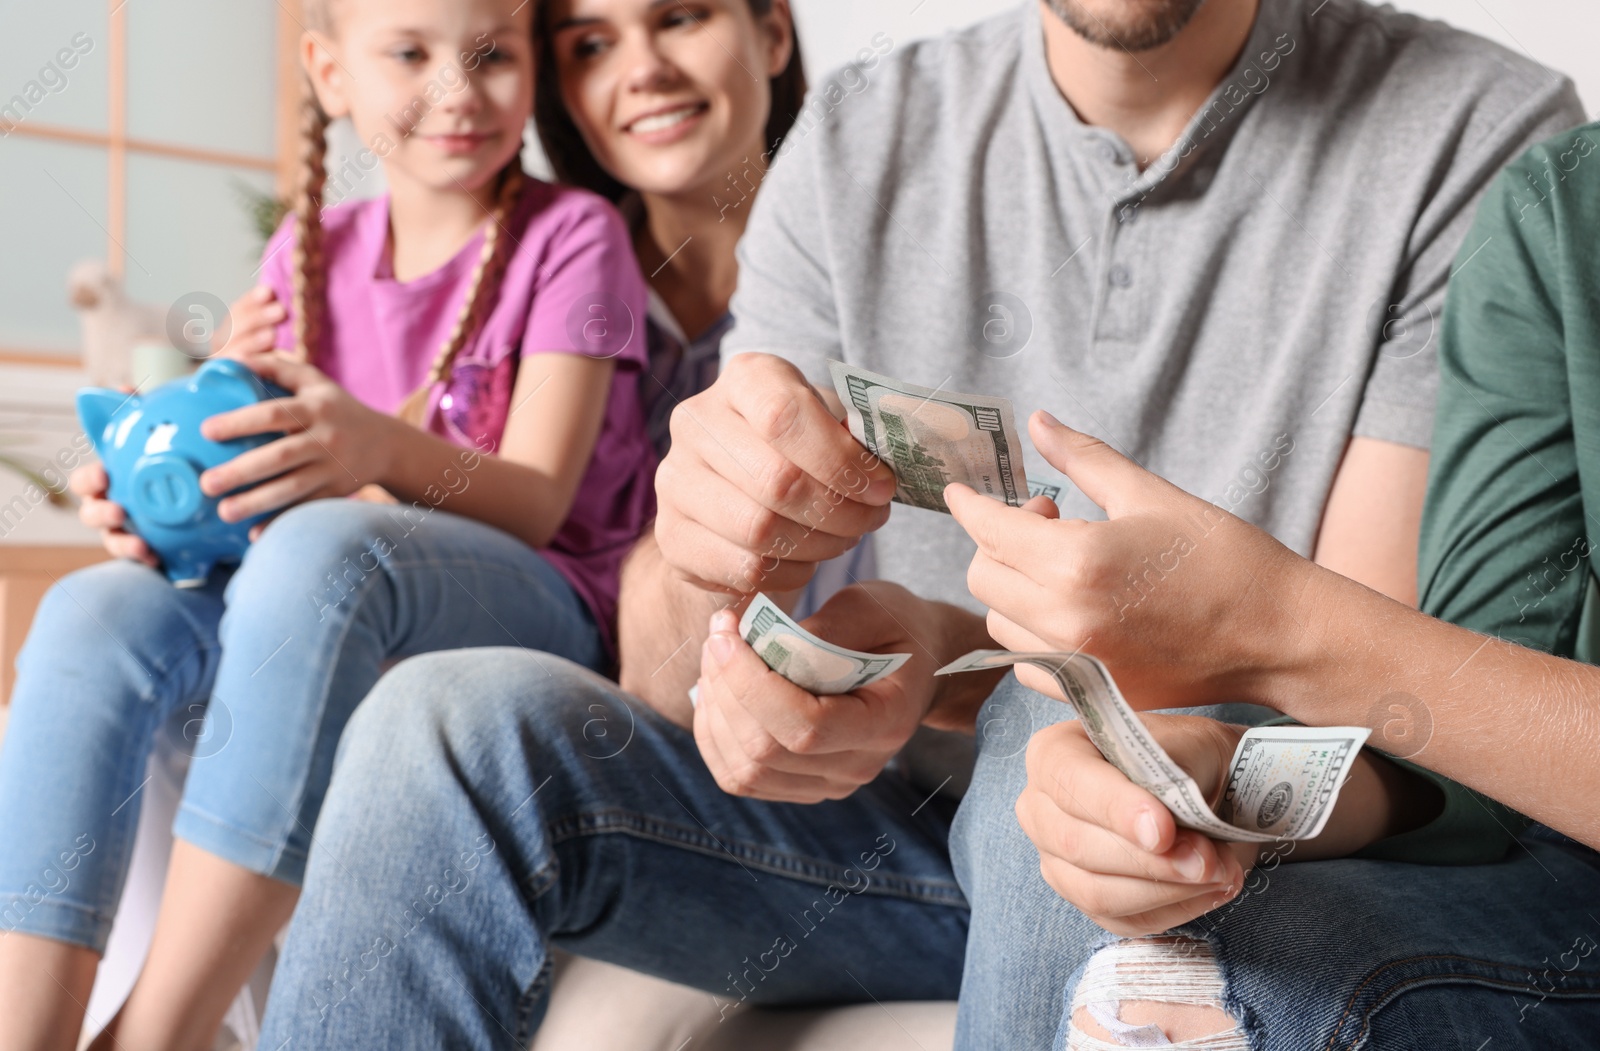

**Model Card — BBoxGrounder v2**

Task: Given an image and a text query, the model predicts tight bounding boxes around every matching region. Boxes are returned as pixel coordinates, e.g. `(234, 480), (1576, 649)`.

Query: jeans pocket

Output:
(1323, 950), (1600, 1050)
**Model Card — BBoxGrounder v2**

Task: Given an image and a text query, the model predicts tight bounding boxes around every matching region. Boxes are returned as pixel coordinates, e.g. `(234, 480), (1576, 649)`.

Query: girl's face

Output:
(306, 0), (534, 195)
(546, 0), (792, 199)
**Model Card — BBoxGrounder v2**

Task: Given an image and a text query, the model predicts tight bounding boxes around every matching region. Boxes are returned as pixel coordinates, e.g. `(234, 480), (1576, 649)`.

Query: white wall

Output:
(791, 0), (1597, 116)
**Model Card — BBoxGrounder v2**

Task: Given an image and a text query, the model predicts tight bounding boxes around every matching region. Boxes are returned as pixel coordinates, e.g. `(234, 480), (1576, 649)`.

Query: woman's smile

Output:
(623, 101), (710, 143)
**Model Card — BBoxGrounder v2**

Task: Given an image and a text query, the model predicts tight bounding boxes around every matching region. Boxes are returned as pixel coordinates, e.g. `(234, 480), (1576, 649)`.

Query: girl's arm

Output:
(376, 352), (615, 549)
(198, 350), (614, 551)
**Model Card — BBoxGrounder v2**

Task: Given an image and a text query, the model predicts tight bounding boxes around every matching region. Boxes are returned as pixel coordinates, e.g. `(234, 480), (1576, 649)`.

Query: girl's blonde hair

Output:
(292, 18), (526, 428)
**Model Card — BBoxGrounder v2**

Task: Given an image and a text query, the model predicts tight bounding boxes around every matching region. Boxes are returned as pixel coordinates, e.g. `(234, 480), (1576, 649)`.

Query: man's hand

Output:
(1017, 714), (1255, 937)
(692, 581), (953, 802)
(198, 351), (399, 526)
(654, 353), (897, 595)
(946, 410), (1308, 710)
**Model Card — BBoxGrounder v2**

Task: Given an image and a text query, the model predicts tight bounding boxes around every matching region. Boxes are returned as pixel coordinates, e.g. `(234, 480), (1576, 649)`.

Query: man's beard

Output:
(1046, 0), (1211, 51)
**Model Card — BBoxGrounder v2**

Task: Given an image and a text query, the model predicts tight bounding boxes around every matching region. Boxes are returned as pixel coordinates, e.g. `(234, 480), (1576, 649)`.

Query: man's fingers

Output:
(731, 378), (895, 506)
(1020, 790), (1235, 887)
(982, 608), (1055, 655)
(1020, 493), (1061, 519)
(1096, 886), (1244, 938)
(966, 550), (1055, 628)
(946, 482), (1063, 572)
(1027, 724), (1177, 854)
(656, 507), (822, 594)
(666, 457), (866, 563)
(677, 399), (890, 540)
(696, 703), (851, 802)
(1037, 855), (1235, 921)
(1028, 411), (1176, 519)
(693, 655), (858, 802)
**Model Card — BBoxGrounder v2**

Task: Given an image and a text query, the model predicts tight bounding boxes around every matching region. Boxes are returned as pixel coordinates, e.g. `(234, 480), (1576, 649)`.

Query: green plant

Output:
(235, 180), (291, 248)
(0, 444), (71, 509)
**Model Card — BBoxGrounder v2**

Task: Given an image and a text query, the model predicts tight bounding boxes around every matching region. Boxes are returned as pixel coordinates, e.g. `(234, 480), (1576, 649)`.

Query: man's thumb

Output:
(1029, 411), (1162, 517)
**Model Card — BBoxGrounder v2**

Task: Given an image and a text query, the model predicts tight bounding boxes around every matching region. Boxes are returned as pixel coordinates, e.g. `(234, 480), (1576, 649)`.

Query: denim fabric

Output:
(258, 650), (968, 1049)
(0, 500), (601, 952)
(950, 677), (1600, 1050)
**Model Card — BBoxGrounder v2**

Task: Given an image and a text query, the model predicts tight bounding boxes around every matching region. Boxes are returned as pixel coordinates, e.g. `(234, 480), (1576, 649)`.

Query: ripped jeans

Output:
(951, 678), (1600, 1050)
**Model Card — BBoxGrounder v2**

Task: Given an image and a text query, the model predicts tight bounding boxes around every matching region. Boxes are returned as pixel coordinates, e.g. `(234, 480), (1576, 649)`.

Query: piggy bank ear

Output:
(194, 357), (254, 390)
(193, 358), (271, 403)
(76, 388), (131, 456)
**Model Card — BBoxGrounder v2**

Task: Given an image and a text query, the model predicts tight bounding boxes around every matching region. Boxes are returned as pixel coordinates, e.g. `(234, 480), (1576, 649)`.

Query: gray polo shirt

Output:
(724, 0), (1582, 618)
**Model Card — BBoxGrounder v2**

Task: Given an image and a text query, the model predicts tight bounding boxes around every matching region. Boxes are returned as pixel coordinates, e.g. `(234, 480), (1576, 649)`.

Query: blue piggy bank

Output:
(77, 358), (290, 587)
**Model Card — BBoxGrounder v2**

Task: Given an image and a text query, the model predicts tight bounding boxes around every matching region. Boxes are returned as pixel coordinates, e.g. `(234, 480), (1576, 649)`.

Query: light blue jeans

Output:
(952, 682), (1600, 1049)
(257, 650), (969, 1047)
(0, 499), (601, 953)
(260, 670), (1600, 1049)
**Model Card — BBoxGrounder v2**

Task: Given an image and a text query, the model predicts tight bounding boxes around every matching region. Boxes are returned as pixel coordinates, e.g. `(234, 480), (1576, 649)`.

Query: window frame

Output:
(0, 0), (305, 366)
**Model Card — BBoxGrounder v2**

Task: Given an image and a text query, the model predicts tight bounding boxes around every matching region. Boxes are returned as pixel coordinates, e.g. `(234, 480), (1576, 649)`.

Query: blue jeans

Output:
(952, 679), (1600, 1049)
(257, 651), (969, 1048)
(0, 499), (601, 953)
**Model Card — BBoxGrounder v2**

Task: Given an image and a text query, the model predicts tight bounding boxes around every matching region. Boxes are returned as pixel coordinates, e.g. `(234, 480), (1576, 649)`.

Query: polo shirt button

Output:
(1108, 264), (1133, 288)
(1098, 141), (1118, 163)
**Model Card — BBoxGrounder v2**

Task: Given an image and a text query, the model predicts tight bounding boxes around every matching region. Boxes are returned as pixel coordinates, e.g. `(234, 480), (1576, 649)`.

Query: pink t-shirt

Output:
(259, 178), (656, 653)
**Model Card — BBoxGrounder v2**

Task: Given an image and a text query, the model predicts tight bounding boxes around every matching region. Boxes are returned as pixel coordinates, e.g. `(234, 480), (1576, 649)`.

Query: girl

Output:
(0, 0), (655, 1048)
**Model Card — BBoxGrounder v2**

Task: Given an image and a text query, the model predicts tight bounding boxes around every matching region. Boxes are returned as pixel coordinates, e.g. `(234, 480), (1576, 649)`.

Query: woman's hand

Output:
(946, 411), (1310, 711)
(213, 286), (286, 358)
(1017, 713), (1257, 936)
(198, 351), (399, 524)
(70, 460), (158, 567)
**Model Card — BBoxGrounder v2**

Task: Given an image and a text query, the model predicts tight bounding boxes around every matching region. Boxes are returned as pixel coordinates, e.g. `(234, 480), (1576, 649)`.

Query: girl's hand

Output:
(213, 286), (287, 358)
(197, 351), (398, 524)
(70, 460), (158, 567)
(1016, 713), (1256, 937)
(946, 411), (1309, 711)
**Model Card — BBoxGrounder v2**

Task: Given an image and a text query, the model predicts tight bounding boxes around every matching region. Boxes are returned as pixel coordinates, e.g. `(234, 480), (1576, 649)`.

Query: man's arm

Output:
(949, 412), (1600, 851)
(616, 523), (728, 727)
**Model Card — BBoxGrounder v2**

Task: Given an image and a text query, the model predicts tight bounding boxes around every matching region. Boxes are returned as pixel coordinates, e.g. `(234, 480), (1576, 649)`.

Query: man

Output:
(258, 0), (1580, 1045)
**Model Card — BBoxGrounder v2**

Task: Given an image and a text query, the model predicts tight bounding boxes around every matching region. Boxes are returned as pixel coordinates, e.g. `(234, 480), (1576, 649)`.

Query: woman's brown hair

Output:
(532, 1), (807, 202)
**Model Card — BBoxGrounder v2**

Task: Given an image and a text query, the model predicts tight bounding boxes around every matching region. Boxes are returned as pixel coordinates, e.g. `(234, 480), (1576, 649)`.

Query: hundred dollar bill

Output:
(936, 650), (1369, 843)
(739, 592), (911, 695)
(828, 360), (1029, 513)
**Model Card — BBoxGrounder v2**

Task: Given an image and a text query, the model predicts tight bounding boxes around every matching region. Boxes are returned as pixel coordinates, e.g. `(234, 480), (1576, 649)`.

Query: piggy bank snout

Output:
(128, 453), (207, 527)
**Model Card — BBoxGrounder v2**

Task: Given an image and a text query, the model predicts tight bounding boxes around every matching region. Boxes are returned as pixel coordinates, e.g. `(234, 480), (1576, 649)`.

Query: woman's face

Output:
(545, 0), (792, 198)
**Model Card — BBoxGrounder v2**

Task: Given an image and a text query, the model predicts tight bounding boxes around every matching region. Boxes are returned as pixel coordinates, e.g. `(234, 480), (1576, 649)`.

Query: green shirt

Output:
(1410, 121), (1600, 863)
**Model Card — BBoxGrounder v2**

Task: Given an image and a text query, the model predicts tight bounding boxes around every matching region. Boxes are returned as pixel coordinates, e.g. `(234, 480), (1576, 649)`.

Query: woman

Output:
(944, 122), (1600, 1047)
(532, 0), (874, 701)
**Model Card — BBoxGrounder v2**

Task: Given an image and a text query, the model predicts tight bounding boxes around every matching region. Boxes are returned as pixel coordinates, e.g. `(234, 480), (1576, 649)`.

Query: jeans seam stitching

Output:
(1324, 954), (1600, 1050)
(547, 810), (967, 906)
(176, 803), (304, 861)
